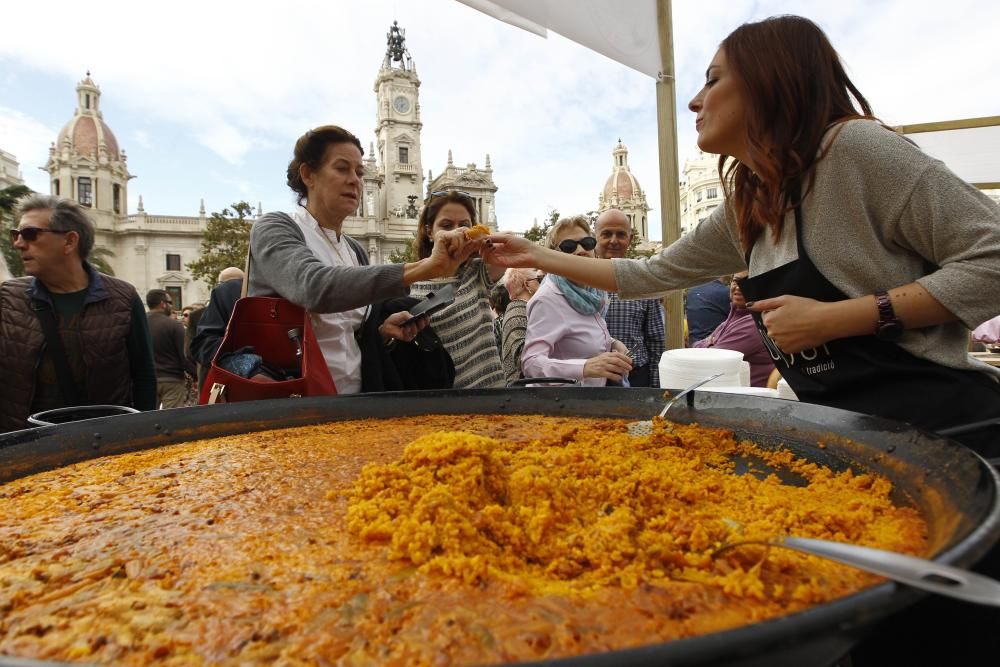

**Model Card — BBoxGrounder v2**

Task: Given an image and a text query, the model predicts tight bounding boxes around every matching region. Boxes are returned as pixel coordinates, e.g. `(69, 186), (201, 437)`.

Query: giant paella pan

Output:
(0, 388), (998, 666)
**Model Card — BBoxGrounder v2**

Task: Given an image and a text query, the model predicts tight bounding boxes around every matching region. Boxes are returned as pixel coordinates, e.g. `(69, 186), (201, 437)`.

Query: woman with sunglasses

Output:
(248, 126), (482, 395)
(521, 216), (632, 386)
(410, 190), (506, 388)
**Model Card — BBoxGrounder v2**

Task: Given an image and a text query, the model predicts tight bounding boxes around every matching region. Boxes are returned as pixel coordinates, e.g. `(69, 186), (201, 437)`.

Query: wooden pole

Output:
(655, 0), (684, 351)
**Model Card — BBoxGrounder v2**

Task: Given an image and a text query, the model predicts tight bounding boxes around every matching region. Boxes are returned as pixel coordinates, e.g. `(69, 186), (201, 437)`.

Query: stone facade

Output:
(0, 150), (23, 190)
(678, 151), (723, 236)
(342, 21), (498, 262)
(43, 74), (212, 308)
(597, 140), (650, 241)
(426, 151), (498, 231)
(29, 23), (496, 299)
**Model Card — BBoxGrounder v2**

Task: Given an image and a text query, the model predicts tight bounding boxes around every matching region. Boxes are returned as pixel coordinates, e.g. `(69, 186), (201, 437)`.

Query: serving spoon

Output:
(627, 373), (724, 436)
(715, 529), (1000, 607)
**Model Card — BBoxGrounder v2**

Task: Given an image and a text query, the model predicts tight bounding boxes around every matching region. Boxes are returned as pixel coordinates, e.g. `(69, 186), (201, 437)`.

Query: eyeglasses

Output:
(9, 227), (69, 243)
(429, 190), (472, 200)
(557, 236), (597, 254)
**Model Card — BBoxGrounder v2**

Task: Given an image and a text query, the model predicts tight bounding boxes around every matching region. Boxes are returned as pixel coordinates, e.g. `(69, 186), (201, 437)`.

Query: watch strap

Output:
(874, 290), (903, 337)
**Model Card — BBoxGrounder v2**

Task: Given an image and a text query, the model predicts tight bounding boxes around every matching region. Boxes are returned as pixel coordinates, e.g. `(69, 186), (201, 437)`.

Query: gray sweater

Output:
(615, 119), (1000, 378)
(248, 211), (408, 312)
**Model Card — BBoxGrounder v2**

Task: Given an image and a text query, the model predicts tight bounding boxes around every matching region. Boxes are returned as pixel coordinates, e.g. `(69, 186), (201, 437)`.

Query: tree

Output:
(89, 246), (116, 275)
(387, 240), (416, 264)
(523, 208), (559, 244)
(186, 201), (254, 289)
(0, 184), (32, 278)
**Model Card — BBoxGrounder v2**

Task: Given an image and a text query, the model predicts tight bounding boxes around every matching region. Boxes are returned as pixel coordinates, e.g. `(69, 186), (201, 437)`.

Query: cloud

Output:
(131, 130), (152, 150)
(0, 107), (56, 193)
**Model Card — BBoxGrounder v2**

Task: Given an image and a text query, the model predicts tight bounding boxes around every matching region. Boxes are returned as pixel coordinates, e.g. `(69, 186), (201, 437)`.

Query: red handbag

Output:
(198, 264), (337, 404)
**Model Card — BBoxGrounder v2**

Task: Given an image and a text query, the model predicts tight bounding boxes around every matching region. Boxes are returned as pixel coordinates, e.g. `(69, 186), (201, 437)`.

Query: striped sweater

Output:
(411, 259), (505, 389)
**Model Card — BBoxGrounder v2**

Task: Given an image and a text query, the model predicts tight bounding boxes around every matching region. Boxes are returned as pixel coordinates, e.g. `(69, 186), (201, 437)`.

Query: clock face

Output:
(393, 95), (410, 114)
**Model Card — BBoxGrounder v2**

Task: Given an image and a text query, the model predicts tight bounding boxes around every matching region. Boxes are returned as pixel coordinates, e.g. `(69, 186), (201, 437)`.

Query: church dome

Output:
(56, 73), (121, 159)
(602, 140), (642, 202)
(57, 116), (121, 159)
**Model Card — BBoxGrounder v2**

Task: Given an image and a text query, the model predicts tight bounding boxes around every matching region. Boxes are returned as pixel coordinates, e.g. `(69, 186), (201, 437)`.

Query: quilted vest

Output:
(0, 268), (136, 432)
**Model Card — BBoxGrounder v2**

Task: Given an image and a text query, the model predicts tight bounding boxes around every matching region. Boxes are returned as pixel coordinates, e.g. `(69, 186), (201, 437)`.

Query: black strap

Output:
(33, 305), (83, 405)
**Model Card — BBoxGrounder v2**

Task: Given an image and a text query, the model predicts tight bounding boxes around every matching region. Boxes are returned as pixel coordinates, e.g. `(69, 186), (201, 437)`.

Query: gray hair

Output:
(16, 194), (95, 260)
(545, 215), (592, 250)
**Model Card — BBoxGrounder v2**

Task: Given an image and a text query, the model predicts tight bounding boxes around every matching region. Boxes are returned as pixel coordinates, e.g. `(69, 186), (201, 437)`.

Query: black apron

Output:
(737, 202), (1000, 457)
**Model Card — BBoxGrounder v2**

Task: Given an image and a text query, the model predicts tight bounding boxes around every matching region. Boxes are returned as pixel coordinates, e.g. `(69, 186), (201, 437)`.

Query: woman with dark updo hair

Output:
(248, 125), (481, 394)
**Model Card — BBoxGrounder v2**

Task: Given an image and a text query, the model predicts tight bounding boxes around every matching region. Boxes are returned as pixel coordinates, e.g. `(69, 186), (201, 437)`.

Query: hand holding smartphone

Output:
(402, 283), (456, 326)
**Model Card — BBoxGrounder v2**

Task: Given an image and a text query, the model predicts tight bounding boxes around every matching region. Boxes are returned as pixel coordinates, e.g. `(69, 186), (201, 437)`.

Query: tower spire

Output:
(384, 20), (414, 71)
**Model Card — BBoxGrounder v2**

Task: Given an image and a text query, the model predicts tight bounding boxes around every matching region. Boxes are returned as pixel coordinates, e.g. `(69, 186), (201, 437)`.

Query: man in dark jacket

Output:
(0, 195), (156, 432)
(147, 289), (195, 408)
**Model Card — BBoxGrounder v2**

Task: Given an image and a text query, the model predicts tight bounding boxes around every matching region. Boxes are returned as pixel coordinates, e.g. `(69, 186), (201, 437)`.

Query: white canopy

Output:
(901, 119), (1000, 188)
(456, 0), (661, 78)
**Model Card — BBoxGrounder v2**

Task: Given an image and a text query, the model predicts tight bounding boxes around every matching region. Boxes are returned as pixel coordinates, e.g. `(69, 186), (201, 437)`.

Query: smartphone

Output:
(402, 283), (456, 326)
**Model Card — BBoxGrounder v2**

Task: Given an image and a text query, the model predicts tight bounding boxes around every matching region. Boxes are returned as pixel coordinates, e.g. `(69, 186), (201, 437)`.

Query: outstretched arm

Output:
(482, 233), (619, 292)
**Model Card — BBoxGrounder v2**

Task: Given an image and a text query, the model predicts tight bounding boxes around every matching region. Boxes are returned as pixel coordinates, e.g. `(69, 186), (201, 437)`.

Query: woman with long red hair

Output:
(485, 15), (1000, 453)
(484, 15), (1000, 662)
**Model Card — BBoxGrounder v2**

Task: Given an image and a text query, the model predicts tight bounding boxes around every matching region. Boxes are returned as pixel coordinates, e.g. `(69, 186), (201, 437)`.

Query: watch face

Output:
(393, 96), (410, 114)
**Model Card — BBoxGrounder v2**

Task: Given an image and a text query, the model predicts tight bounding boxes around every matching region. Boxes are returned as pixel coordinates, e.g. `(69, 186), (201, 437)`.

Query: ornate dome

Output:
(601, 140), (642, 202)
(56, 73), (121, 159)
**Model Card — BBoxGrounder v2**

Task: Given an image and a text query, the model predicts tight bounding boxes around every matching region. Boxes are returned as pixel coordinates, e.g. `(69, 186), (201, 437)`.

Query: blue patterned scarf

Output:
(550, 274), (607, 316)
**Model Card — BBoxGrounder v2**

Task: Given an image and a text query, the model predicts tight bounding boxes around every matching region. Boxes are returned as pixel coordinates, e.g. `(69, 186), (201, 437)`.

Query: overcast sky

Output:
(2, 0), (998, 240)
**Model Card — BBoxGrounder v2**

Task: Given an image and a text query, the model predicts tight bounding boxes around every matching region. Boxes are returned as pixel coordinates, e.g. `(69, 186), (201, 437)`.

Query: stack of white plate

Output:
(658, 348), (744, 389)
(701, 386), (779, 397)
(776, 378), (799, 401)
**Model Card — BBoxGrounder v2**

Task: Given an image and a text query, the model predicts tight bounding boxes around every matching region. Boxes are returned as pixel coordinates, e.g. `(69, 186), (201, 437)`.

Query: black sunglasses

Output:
(9, 227), (69, 243)
(557, 236), (597, 254)
(429, 190), (472, 199)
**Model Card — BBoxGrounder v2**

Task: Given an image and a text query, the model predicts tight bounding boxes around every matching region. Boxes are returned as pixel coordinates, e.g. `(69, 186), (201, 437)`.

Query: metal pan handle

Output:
(937, 418), (1000, 438)
(507, 377), (579, 387)
(779, 536), (1000, 607)
(27, 405), (141, 427)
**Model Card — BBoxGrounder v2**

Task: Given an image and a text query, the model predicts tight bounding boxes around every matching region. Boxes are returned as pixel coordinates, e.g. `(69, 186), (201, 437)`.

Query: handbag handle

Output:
(241, 238), (252, 299)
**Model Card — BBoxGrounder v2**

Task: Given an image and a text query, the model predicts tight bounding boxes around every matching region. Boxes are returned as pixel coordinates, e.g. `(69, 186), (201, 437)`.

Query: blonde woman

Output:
(521, 216), (631, 386)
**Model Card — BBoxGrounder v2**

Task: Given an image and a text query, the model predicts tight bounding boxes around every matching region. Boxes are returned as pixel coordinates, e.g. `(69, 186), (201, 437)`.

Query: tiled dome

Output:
(56, 73), (121, 159)
(57, 115), (120, 159)
(601, 140), (642, 202)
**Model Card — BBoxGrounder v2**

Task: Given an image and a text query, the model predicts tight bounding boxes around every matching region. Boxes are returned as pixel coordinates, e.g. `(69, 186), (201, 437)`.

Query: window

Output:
(113, 184), (121, 214)
(165, 286), (182, 309)
(166, 253), (181, 271)
(53, 179), (60, 195)
(706, 187), (718, 200)
(78, 177), (92, 207)
(85, 94), (90, 110)
(398, 146), (409, 164)
(696, 189), (702, 203)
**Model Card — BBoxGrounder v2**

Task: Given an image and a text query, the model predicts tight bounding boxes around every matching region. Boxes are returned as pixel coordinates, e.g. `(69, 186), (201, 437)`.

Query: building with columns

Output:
(596, 140), (651, 242)
(342, 21), (498, 261)
(678, 151), (723, 236)
(0, 150), (23, 190)
(44, 73), (214, 308)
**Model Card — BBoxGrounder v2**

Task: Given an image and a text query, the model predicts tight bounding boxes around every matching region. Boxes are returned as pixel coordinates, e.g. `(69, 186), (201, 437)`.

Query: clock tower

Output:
(374, 21), (423, 222)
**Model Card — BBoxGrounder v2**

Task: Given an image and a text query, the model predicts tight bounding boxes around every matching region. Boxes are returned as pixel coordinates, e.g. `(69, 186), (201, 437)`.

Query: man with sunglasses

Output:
(0, 195), (156, 431)
(595, 209), (665, 387)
